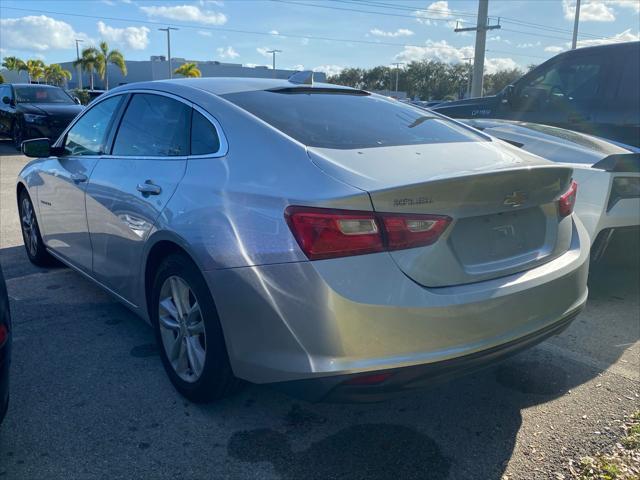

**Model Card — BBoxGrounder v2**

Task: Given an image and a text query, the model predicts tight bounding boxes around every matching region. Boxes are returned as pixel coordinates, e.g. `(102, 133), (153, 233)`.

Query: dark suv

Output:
(0, 84), (83, 150)
(433, 42), (640, 147)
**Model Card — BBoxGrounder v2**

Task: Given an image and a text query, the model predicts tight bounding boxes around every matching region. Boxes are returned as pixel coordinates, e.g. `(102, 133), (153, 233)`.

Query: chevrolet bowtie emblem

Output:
(503, 191), (528, 208)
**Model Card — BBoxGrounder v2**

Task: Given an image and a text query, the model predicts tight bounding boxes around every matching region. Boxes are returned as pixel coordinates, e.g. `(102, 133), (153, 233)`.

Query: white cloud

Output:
(216, 46), (239, 59)
(198, 30), (213, 37)
(576, 28), (640, 46)
(394, 39), (519, 74)
(244, 63), (269, 68)
(101, 0), (116, 6)
(516, 41), (541, 48)
(257, 47), (272, 57)
(313, 64), (344, 77)
(97, 21), (149, 50)
(415, 1), (453, 25)
(544, 45), (565, 53)
(370, 28), (414, 38)
(301, 38), (309, 46)
(0, 15), (90, 52)
(140, 5), (227, 25)
(605, 0), (640, 12)
(562, 0), (616, 22)
(291, 64), (305, 71)
(269, 30), (280, 36)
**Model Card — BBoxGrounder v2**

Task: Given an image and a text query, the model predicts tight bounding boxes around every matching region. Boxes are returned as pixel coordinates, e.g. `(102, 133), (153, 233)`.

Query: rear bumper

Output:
(274, 304), (583, 402)
(206, 216), (589, 389)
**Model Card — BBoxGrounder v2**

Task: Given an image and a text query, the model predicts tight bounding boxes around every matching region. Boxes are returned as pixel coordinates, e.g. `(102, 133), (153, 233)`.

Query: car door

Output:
(85, 92), (190, 304)
(509, 52), (609, 134)
(36, 94), (125, 272)
(0, 86), (15, 136)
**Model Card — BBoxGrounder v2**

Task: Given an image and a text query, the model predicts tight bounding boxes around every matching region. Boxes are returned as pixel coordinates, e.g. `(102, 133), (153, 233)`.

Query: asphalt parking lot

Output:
(0, 141), (638, 480)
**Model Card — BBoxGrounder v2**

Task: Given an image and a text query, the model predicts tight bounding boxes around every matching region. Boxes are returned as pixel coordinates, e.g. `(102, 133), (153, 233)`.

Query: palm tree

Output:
(174, 62), (201, 78)
(95, 41), (127, 90)
(44, 64), (72, 87)
(74, 47), (99, 90)
(2, 56), (27, 81)
(25, 59), (45, 84)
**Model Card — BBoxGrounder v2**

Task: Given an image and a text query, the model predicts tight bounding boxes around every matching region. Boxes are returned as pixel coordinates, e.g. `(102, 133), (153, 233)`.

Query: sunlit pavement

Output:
(0, 141), (638, 480)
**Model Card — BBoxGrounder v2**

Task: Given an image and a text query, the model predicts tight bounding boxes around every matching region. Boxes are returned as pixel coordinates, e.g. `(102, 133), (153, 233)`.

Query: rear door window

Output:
(222, 89), (484, 149)
(190, 109), (221, 155)
(64, 95), (123, 156)
(112, 93), (191, 157)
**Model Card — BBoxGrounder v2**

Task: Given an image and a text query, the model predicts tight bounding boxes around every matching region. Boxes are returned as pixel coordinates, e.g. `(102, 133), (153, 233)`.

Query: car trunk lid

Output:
(308, 141), (575, 287)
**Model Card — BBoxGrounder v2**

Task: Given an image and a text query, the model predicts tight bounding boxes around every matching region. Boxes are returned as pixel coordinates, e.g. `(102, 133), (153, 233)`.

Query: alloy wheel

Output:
(158, 276), (207, 383)
(21, 197), (38, 258)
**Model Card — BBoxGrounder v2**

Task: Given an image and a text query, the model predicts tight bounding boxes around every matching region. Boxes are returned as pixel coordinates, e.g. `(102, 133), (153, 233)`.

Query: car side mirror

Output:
(22, 138), (51, 158)
(73, 96), (81, 105)
(501, 85), (515, 104)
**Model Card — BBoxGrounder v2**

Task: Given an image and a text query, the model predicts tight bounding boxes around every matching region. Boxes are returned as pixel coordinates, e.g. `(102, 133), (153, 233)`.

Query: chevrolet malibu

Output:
(16, 76), (589, 403)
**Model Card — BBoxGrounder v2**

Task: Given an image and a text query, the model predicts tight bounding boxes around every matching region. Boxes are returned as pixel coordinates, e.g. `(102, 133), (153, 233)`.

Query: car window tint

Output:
(112, 94), (190, 157)
(520, 55), (604, 102)
(190, 109), (221, 155)
(617, 60), (640, 103)
(221, 90), (484, 149)
(65, 95), (123, 156)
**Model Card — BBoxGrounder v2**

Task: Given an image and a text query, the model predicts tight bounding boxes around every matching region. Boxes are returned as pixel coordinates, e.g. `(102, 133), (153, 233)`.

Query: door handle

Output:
(70, 173), (88, 183)
(137, 180), (162, 196)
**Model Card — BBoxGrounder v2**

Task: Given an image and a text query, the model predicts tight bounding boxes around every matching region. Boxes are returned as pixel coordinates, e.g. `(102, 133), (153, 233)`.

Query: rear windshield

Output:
(15, 86), (75, 104)
(222, 89), (486, 149)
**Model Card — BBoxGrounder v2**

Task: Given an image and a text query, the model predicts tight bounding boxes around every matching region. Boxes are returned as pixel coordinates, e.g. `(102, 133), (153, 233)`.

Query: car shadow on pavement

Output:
(0, 227), (638, 479)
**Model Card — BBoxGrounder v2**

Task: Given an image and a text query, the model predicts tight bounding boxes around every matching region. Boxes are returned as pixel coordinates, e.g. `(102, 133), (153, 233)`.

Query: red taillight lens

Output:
(380, 213), (452, 251)
(285, 206), (451, 260)
(0, 324), (7, 348)
(558, 180), (578, 218)
(285, 206), (384, 260)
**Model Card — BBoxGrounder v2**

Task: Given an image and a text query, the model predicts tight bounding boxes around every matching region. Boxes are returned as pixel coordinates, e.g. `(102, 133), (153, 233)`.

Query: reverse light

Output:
(285, 206), (451, 260)
(558, 180), (578, 218)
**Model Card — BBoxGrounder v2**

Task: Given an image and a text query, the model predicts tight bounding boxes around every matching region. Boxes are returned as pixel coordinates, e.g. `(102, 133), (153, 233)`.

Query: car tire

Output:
(150, 253), (242, 403)
(18, 190), (54, 267)
(12, 122), (22, 152)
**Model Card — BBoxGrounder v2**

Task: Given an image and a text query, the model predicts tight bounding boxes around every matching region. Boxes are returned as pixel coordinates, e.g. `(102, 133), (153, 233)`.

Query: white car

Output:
(464, 119), (639, 260)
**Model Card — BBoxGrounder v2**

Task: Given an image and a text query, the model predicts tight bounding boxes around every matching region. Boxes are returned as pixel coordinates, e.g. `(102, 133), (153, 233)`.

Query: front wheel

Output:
(18, 190), (54, 266)
(151, 253), (242, 403)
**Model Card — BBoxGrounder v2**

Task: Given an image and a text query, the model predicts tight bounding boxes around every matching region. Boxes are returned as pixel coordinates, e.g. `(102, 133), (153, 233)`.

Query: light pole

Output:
(391, 62), (404, 97)
(266, 49), (282, 77)
(75, 39), (83, 89)
(571, 0), (581, 49)
(159, 27), (179, 78)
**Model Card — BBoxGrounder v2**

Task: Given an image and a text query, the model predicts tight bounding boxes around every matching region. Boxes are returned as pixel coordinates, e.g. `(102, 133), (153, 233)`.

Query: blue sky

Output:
(1, 0), (639, 75)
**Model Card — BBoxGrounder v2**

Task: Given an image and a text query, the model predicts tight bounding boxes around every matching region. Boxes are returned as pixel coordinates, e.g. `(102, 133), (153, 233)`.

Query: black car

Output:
(433, 42), (640, 147)
(0, 264), (11, 425)
(0, 83), (84, 150)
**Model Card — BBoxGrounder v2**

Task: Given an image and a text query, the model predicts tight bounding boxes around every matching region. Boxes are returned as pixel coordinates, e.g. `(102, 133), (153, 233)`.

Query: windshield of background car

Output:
(222, 89), (486, 149)
(15, 87), (75, 104)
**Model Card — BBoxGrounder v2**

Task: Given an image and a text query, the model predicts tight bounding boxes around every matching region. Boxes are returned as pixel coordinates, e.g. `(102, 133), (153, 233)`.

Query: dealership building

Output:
(1, 56), (327, 89)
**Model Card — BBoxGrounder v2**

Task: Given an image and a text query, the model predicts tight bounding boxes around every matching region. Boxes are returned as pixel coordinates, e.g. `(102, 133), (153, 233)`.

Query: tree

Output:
(483, 68), (524, 96)
(174, 62), (201, 78)
(2, 56), (27, 81)
(0, 73), (4, 84)
(95, 41), (127, 90)
(74, 47), (99, 90)
(25, 59), (45, 83)
(44, 64), (72, 87)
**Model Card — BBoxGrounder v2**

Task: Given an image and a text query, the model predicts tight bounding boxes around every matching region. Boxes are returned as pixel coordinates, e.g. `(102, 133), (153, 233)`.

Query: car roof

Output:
(554, 40), (639, 58)
(112, 77), (359, 96)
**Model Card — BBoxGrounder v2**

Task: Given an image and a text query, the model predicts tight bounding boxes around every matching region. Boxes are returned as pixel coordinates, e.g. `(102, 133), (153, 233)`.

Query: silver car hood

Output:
(462, 119), (633, 167)
(307, 139), (553, 192)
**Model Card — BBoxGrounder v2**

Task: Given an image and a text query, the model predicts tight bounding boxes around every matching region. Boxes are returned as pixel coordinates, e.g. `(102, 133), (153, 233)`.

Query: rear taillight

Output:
(0, 324), (7, 348)
(285, 206), (451, 260)
(558, 180), (578, 218)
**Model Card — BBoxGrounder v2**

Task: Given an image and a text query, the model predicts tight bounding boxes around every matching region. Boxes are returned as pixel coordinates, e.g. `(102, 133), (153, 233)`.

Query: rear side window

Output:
(112, 93), (190, 157)
(65, 95), (123, 156)
(221, 90), (484, 149)
(191, 109), (221, 155)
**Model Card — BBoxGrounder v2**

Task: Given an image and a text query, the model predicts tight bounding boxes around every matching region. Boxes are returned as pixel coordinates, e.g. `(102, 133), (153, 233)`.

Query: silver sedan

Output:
(16, 75), (589, 402)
